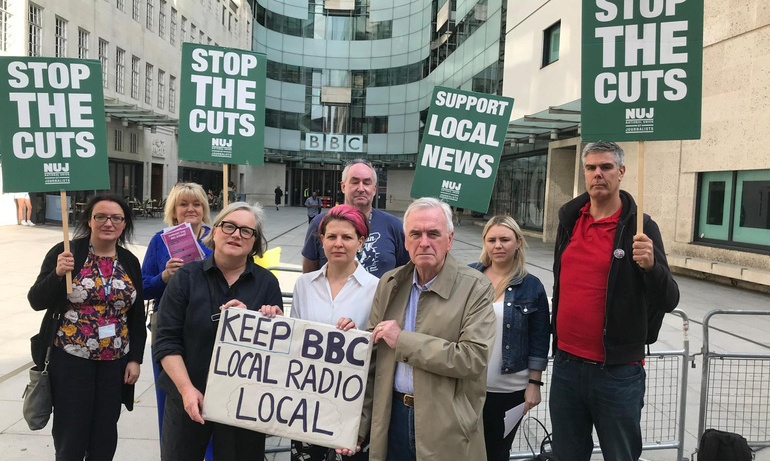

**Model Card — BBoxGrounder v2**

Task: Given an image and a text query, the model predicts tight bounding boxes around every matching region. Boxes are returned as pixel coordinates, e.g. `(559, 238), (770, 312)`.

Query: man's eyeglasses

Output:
(92, 214), (125, 224)
(218, 221), (257, 239)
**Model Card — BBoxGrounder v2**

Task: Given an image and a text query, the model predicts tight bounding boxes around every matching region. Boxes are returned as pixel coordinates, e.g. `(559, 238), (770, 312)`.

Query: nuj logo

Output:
(43, 162), (70, 173)
(442, 180), (461, 192)
(212, 138), (232, 147)
(625, 107), (654, 120)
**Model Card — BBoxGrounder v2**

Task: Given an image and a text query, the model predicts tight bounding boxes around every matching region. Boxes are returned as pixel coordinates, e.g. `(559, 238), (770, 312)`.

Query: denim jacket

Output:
(470, 263), (551, 373)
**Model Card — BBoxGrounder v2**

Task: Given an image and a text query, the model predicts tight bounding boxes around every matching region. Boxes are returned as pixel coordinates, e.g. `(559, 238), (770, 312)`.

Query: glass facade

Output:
(489, 153), (547, 231)
(250, 0), (506, 160)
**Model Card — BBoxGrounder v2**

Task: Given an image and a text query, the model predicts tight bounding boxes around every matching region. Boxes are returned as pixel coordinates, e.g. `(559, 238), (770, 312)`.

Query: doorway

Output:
(151, 163), (164, 200)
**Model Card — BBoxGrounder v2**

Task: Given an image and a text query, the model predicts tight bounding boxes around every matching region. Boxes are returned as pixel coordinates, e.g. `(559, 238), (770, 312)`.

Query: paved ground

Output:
(0, 205), (768, 460)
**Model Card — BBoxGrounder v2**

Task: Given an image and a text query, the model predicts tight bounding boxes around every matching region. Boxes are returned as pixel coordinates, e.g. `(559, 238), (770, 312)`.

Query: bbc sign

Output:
(305, 133), (364, 153)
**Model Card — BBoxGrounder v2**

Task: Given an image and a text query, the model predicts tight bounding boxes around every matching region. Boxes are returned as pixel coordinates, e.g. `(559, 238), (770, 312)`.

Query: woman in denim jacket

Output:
(470, 215), (550, 461)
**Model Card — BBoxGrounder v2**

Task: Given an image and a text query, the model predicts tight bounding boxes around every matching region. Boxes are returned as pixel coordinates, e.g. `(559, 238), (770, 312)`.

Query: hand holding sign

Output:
(373, 320), (401, 348)
(55, 251), (75, 277)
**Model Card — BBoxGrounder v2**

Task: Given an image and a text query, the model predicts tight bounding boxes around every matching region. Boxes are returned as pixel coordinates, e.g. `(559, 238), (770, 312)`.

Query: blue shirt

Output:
(304, 196), (322, 218)
(301, 208), (410, 278)
(141, 226), (212, 308)
(393, 268), (437, 394)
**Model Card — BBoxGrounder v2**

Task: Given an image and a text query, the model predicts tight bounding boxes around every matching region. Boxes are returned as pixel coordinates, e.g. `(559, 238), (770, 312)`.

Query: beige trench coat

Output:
(359, 254), (495, 461)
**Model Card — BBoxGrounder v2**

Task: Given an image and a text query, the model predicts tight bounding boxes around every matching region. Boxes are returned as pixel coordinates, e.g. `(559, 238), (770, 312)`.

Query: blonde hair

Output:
(479, 215), (528, 300)
(164, 182), (212, 227)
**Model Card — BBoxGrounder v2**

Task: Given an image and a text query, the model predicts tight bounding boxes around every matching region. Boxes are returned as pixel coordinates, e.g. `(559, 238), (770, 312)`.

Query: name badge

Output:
(98, 323), (117, 339)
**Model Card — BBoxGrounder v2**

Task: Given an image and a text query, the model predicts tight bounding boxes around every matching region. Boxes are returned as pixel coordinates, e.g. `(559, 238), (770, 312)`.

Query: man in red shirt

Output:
(549, 142), (679, 461)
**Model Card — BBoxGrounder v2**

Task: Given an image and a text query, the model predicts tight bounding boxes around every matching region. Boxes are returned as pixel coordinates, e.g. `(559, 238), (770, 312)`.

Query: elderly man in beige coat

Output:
(340, 197), (495, 461)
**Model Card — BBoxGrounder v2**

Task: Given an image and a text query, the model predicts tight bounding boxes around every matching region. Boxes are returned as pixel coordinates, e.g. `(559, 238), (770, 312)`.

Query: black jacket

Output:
(153, 257), (283, 396)
(27, 238), (146, 410)
(551, 190), (679, 365)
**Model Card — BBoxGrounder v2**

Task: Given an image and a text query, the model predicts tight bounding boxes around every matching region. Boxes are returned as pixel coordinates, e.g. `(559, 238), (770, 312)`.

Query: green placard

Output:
(0, 57), (109, 193)
(411, 87), (513, 213)
(581, 0), (704, 141)
(178, 43), (266, 165)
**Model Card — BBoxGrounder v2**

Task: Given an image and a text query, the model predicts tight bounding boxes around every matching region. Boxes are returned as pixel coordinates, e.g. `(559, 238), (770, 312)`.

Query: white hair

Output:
(403, 197), (454, 234)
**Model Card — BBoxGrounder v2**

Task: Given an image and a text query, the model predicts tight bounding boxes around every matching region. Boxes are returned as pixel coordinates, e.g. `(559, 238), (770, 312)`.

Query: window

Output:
(169, 75), (176, 113)
(228, 12), (232, 31)
(181, 16), (187, 43)
(145, 63), (153, 104)
(542, 21), (561, 67)
(55, 17), (67, 57)
(157, 69), (165, 109)
(221, 5), (225, 25)
(99, 39), (109, 88)
(0, 0), (9, 52)
(28, 4), (42, 56)
(117, 0), (124, 11)
(131, 56), (140, 99)
(77, 29), (89, 58)
(158, 0), (166, 38)
(129, 132), (138, 153)
(170, 8), (177, 45)
(115, 48), (125, 93)
(132, 0), (140, 20)
(190, 23), (196, 42)
(696, 170), (770, 250)
(146, 0), (153, 30)
(114, 129), (123, 151)
(199, 30), (204, 43)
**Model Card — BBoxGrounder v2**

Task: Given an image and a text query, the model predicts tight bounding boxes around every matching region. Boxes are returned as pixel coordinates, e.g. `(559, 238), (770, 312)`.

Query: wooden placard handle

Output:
(60, 191), (72, 294)
(636, 141), (645, 235)
(223, 165), (229, 209)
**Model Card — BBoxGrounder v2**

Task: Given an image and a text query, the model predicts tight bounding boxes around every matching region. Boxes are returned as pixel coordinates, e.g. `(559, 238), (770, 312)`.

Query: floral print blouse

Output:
(55, 248), (136, 360)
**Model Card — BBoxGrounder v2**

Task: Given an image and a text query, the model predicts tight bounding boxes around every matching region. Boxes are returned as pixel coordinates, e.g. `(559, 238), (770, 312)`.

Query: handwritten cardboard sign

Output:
(202, 308), (372, 451)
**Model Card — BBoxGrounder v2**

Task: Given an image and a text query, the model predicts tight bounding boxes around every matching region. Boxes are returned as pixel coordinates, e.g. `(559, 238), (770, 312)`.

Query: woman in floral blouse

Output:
(28, 194), (146, 461)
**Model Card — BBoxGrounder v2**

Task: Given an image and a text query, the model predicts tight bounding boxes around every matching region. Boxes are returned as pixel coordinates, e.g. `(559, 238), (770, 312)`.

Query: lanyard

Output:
(89, 245), (118, 301)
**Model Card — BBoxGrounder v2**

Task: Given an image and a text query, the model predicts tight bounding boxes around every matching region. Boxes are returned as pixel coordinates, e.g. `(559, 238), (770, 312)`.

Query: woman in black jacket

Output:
(28, 194), (145, 461)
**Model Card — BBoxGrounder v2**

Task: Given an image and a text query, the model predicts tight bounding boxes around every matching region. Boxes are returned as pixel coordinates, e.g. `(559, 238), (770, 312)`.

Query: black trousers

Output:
(49, 346), (128, 461)
(161, 394), (265, 461)
(483, 389), (526, 461)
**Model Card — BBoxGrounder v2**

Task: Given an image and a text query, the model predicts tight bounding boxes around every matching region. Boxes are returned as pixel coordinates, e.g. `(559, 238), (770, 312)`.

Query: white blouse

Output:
(487, 301), (529, 393)
(290, 262), (379, 330)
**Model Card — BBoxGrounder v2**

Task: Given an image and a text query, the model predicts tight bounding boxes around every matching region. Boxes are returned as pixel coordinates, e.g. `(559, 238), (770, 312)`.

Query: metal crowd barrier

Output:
(695, 309), (770, 459)
(509, 309), (691, 461)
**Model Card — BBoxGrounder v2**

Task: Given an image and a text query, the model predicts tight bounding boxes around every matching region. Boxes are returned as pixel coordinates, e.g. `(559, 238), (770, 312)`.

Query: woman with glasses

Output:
(470, 216), (550, 461)
(153, 202), (282, 461)
(27, 194), (145, 460)
(141, 182), (213, 450)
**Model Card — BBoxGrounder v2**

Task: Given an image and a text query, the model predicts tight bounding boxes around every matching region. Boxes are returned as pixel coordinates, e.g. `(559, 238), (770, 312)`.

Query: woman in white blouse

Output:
(275, 204), (378, 461)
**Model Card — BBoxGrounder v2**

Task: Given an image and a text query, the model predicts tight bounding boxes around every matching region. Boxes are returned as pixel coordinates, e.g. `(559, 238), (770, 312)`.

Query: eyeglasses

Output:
(92, 214), (125, 224)
(218, 221), (257, 239)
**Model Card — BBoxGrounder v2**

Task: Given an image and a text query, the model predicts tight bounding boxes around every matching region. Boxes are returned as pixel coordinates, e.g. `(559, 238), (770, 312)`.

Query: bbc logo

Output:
(305, 133), (364, 153)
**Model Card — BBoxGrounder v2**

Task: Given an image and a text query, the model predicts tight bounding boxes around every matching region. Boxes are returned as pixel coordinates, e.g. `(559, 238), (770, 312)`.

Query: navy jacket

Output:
(141, 226), (212, 308)
(469, 263), (550, 373)
(551, 190), (680, 365)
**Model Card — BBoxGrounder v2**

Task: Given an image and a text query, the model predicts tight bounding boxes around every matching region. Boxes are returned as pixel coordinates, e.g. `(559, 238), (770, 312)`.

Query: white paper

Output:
(504, 402), (526, 438)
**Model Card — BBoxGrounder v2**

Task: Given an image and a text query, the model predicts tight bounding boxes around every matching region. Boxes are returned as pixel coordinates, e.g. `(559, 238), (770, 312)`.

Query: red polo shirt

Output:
(556, 202), (622, 361)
